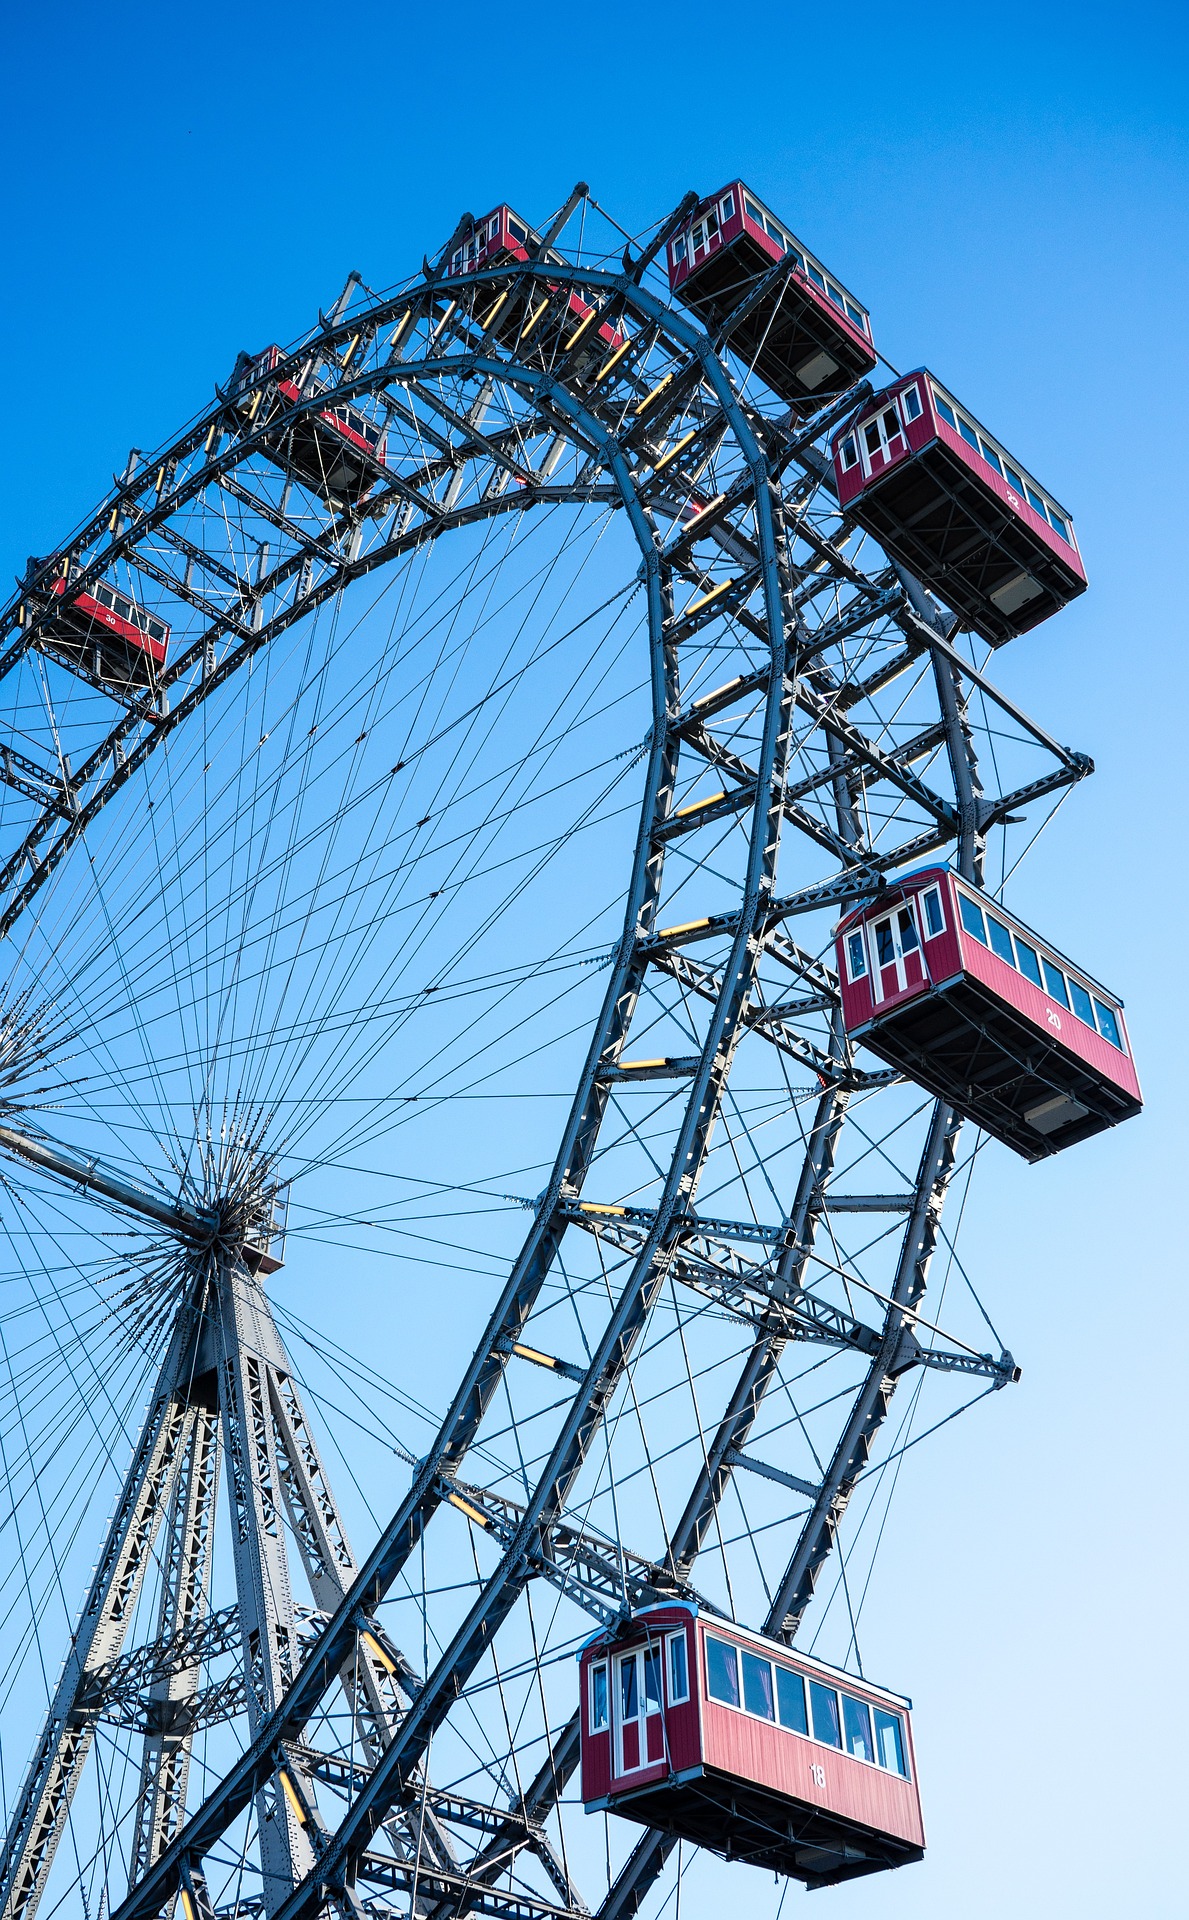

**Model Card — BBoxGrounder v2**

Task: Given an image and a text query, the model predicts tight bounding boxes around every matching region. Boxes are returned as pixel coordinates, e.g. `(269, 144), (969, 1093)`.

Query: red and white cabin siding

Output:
(441, 205), (625, 353)
(49, 575), (168, 669)
(579, 1605), (924, 1889)
(666, 182), (877, 402)
(831, 372), (1086, 643)
(836, 866), (1141, 1158)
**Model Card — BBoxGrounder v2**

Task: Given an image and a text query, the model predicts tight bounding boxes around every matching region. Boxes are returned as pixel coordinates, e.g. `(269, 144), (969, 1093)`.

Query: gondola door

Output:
(614, 1641), (665, 1773)
(860, 401), (907, 477)
(870, 901), (926, 1006)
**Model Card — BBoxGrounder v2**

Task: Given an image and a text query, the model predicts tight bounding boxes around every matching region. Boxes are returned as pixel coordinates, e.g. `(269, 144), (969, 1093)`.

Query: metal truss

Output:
(0, 185), (1091, 1920)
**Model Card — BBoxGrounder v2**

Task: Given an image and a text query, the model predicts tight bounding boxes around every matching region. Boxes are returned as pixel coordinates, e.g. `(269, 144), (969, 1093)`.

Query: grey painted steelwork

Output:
(0, 186), (1093, 1920)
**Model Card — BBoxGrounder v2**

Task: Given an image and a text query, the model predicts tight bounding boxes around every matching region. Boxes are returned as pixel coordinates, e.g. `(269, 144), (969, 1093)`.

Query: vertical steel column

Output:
(129, 1392), (221, 1880)
(0, 1293), (207, 1920)
(215, 1258), (315, 1912)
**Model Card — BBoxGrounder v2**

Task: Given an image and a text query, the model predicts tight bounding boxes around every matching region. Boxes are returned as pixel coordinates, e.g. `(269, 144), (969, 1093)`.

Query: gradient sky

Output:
(2, 3), (1186, 1914)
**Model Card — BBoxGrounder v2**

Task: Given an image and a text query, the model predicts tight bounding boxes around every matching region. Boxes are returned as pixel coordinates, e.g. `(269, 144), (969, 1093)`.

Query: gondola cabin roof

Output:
(836, 867), (1140, 1159)
(832, 372), (1087, 643)
(667, 182), (877, 403)
(442, 205), (542, 277)
(578, 1606), (924, 1890)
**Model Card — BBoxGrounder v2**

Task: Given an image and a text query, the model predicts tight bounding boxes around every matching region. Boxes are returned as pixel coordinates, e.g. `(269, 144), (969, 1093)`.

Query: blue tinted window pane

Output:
(874, 1709), (908, 1775)
(706, 1638), (740, 1707)
(876, 921), (895, 966)
(828, 284), (846, 310)
(1016, 940), (1043, 987)
(980, 441), (1003, 475)
(776, 1667), (808, 1733)
(1069, 979), (1095, 1027)
(808, 263), (826, 288)
(1094, 999), (1123, 1049)
(958, 894), (987, 943)
(742, 1652), (775, 1720)
(1042, 959), (1070, 1007)
(845, 300), (865, 328)
(720, 193), (735, 220)
(1003, 463), (1025, 494)
(591, 1666), (608, 1731)
(987, 916), (1016, 966)
(744, 197), (764, 226)
(810, 1683), (842, 1747)
(898, 908), (919, 953)
(923, 888), (944, 936)
(958, 418), (980, 449)
(935, 395), (957, 427)
(668, 1634), (688, 1701)
(902, 385), (922, 421)
(1048, 508), (1071, 542)
(846, 931), (866, 979)
(620, 1658), (638, 1719)
(840, 435), (858, 470)
(644, 1647), (663, 1711)
(1026, 485), (1047, 517)
(843, 1695), (874, 1761)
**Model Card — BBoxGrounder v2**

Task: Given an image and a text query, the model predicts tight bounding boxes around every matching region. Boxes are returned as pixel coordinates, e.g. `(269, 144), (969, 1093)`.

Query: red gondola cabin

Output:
(26, 560), (169, 690)
(667, 184), (877, 404)
(832, 373), (1087, 644)
(579, 1606), (923, 1891)
(441, 206), (624, 369)
(835, 867), (1141, 1160)
(234, 346), (386, 505)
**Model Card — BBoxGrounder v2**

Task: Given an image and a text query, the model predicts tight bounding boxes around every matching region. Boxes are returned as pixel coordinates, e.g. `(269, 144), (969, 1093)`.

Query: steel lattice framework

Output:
(0, 184), (1092, 1920)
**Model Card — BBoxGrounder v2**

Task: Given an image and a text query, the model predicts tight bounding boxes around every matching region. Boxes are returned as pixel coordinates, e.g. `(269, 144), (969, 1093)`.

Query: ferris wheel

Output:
(0, 181), (1138, 1920)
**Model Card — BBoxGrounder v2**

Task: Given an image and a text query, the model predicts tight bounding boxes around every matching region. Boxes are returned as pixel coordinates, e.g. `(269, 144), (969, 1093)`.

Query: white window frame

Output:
(873, 1704), (911, 1779)
(666, 1631), (689, 1705)
(719, 191), (735, 222)
(871, 899), (921, 997)
(845, 297), (869, 335)
(1092, 995), (1126, 1052)
(901, 382), (922, 423)
(589, 1661), (609, 1733)
(918, 884), (945, 939)
(859, 401), (907, 476)
(844, 925), (868, 982)
(704, 1633), (741, 1709)
(839, 433), (859, 471)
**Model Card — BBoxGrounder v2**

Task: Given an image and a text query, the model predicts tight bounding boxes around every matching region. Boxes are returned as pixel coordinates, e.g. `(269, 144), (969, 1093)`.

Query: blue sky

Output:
(2, 2), (1187, 1914)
